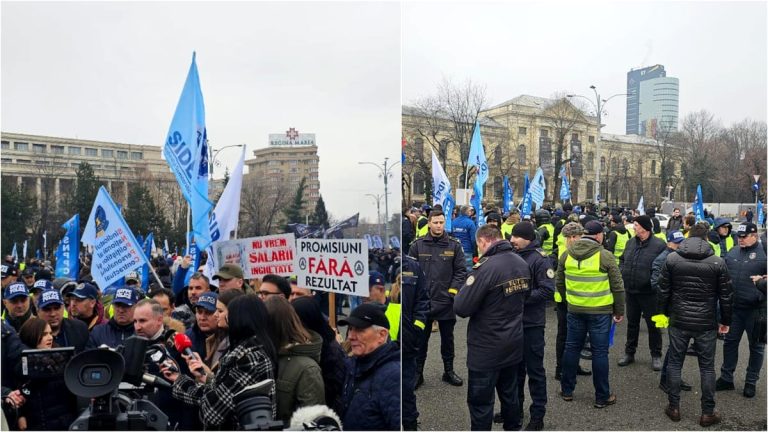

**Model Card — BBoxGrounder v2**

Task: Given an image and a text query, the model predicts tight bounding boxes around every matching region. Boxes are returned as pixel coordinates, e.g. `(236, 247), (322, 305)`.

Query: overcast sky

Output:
(2, 1), (401, 224)
(404, 1), (767, 134)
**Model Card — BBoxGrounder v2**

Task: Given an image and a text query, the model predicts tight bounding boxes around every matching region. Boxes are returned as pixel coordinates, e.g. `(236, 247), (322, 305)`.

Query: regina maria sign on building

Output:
(269, 127), (316, 146)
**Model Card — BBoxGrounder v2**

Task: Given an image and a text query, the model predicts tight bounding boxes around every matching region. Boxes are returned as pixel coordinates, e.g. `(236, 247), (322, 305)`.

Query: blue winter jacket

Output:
(515, 241), (555, 328)
(341, 341), (400, 431)
(451, 215), (477, 257)
(87, 318), (135, 349)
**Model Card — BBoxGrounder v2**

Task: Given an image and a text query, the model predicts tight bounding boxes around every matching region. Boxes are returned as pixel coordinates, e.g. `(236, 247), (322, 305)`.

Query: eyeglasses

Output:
(258, 290), (282, 297)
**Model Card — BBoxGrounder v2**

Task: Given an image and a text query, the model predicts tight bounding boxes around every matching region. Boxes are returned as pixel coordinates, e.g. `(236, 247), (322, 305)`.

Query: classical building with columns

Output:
(403, 94), (684, 209)
(0, 131), (177, 212)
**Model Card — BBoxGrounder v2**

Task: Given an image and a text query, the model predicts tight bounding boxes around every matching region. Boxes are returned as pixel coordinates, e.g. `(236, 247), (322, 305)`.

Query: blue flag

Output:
(520, 191), (533, 217)
(758, 200), (764, 225)
(142, 233), (154, 291)
(694, 184), (705, 222)
(81, 186), (150, 290)
(467, 122), (488, 227)
(35, 249), (41, 260)
(55, 214), (79, 279)
(364, 234), (373, 249)
(503, 176), (513, 214)
(432, 150), (455, 232)
(184, 232), (201, 287)
(163, 53), (213, 251)
(390, 236), (401, 249)
(443, 193), (456, 232)
(10, 243), (17, 263)
(373, 235), (384, 249)
(529, 168), (546, 209)
(559, 166), (571, 202)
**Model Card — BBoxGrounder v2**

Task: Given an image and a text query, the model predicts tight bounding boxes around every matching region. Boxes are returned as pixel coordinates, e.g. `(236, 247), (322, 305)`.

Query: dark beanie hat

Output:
(635, 215), (653, 232)
(584, 221), (603, 235)
(511, 221), (536, 241)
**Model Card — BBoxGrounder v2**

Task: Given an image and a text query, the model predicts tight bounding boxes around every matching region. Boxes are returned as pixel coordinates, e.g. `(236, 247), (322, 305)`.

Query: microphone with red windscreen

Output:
(174, 333), (206, 377)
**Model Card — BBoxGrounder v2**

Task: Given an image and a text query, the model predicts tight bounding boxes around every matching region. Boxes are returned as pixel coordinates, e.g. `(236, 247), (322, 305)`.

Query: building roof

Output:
(486, 95), (554, 111)
(402, 105), (505, 128)
(601, 132), (658, 147)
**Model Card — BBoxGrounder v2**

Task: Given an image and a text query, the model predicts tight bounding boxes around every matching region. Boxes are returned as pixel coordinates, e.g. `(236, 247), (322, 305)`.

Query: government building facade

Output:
(403, 94), (684, 210)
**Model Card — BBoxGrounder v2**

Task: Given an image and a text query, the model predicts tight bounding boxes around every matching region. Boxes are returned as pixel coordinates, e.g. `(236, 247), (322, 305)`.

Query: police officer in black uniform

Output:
(498, 221), (554, 431)
(454, 224), (531, 431)
(401, 255), (430, 431)
(408, 209), (467, 388)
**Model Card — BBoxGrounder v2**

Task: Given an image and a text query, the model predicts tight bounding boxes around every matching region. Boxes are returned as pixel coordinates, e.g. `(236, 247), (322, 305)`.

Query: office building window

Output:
(16, 159), (31, 164)
(102, 149), (114, 158)
(52, 145), (64, 154)
(33, 144), (47, 153)
(587, 152), (594, 171)
(85, 148), (98, 156)
(651, 160), (656, 174)
(117, 151), (128, 159)
(14, 142), (29, 151)
(131, 152), (143, 160)
(1, 141), (9, 150)
(518, 127), (527, 135)
(571, 133), (579, 141)
(69, 146), (81, 155)
(589, 135), (595, 143)
(517, 145), (526, 165)
(539, 129), (548, 138)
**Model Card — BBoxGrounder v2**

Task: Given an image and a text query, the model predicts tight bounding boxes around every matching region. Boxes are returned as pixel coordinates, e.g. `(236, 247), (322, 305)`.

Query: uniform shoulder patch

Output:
(538, 249), (548, 257)
(546, 268), (555, 279)
(473, 257), (488, 269)
(466, 275), (475, 286)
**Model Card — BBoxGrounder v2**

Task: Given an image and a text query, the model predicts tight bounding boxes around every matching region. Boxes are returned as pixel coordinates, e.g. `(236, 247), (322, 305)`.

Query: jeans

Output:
(667, 326), (717, 414)
(625, 293), (663, 357)
(516, 326), (547, 420)
(721, 307), (766, 385)
(468, 365), (519, 431)
(555, 302), (567, 372)
(349, 295), (363, 311)
(402, 354), (419, 427)
(416, 318), (456, 372)
(561, 312), (612, 402)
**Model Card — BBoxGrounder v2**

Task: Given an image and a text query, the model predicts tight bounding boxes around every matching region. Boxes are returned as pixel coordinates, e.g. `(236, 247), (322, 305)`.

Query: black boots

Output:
(442, 360), (463, 386)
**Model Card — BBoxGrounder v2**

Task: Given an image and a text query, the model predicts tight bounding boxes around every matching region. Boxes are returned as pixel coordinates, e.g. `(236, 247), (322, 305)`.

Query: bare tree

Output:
(677, 110), (722, 201)
(240, 175), (291, 236)
(542, 93), (591, 203)
(717, 119), (767, 202)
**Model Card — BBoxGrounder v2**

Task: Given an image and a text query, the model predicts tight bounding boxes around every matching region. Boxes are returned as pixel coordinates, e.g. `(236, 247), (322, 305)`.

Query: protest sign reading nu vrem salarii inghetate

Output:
(214, 233), (296, 278)
(295, 239), (369, 297)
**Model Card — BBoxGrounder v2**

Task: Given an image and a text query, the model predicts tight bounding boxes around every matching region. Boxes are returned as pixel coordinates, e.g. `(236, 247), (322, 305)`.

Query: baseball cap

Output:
(369, 271), (385, 287)
(38, 289), (64, 309)
(4, 282), (29, 300)
(584, 221), (604, 235)
(21, 268), (35, 277)
(35, 269), (52, 282)
(125, 271), (141, 284)
(31, 279), (53, 293)
(1, 264), (18, 278)
(213, 263), (244, 280)
(68, 282), (99, 300)
(666, 230), (685, 244)
(196, 292), (218, 312)
(112, 287), (140, 306)
(737, 223), (758, 237)
(338, 303), (389, 330)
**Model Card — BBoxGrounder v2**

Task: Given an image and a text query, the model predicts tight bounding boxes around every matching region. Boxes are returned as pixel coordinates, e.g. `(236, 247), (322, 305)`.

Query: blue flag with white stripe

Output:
(520, 191), (533, 217)
(529, 168), (546, 209)
(142, 233), (153, 291)
(163, 53), (213, 251)
(758, 200), (764, 225)
(55, 214), (79, 278)
(694, 184), (705, 222)
(432, 150), (455, 232)
(503, 176), (514, 214)
(523, 172), (530, 197)
(467, 122), (488, 226)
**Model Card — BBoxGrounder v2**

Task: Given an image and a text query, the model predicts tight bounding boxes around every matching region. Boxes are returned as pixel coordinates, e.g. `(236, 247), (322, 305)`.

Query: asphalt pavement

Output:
(415, 307), (767, 431)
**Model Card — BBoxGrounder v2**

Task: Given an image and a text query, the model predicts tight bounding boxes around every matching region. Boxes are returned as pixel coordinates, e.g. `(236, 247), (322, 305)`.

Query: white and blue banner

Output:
(163, 52), (214, 251)
(467, 122), (488, 227)
(141, 232), (154, 291)
(55, 214), (79, 278)
(637, 196), (645, 215)
(390, 236), (401, 249)
(559, 165), (571, 202)
(372, 235), (384, 249)
(22, 241), (27, 260)
(432, 149), (455, 231)
(364, 234), (373, 249)
(203, 148), (245, 284)
(184, 232), (201, 287)
(529, 167), (546, 210)
(520, 191), (533, 217)
(81, 187), (149, 291)
(758, 200), (764, 225)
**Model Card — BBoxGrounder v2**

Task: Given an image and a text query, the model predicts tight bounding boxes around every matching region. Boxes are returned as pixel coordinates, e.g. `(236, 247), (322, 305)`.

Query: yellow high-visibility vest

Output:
(613, 230), (631, 265)
(385, 302), (401, 341)
(541, 224), (555, 256)
(564, 252), (613, 308)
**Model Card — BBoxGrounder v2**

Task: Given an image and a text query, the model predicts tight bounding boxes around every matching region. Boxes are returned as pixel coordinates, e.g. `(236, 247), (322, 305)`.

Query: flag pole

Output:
(186, 203), (191, 254)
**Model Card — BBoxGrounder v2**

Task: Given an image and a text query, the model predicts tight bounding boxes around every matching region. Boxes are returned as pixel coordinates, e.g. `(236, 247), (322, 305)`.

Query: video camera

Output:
(233, 381), (341, 431)
(18, 347), (75, 397)
(64, 336), (169, 430)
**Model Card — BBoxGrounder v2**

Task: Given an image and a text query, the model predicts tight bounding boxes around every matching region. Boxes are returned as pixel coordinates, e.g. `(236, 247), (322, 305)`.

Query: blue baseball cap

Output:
(666, 230), (685, 244)
(196, 292), (218, 312)
(112, 287), (139, 306)
(369, 271), (385, 287)
(38, 289), (64, 309)
(31, 279), (53, 293)
(68, 282), (99, 300)
(4, 282), (29, 300)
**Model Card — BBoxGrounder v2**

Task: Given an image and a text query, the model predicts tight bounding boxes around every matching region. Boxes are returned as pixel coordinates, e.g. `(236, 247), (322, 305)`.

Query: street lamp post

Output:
(753, 174), (760, 215)
(359, 157), (400, 245)
(208, 143), (245, 175)
(366, 193), (384, 239)
(567, 87), (627, 205)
